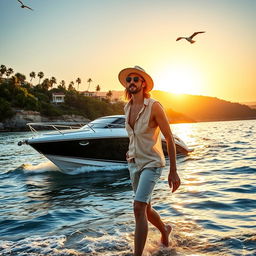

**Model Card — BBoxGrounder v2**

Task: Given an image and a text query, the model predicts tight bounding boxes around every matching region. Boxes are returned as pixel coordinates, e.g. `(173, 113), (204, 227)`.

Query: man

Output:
(118, 66), (181, 256)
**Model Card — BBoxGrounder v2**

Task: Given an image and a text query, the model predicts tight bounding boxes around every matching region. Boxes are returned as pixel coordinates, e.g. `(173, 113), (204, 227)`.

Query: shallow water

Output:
(0, 120), (255, 256)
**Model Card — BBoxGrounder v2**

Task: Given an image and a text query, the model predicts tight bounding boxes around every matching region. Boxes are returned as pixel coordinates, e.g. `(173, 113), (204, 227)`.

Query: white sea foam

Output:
(17, 161), (128, 175)
(0, 235), (82, 256)
(69, 165), (128, 175)
(0, 232), (134, 256)
(0, 220), (254, 255)
(80, 232), (132, 254)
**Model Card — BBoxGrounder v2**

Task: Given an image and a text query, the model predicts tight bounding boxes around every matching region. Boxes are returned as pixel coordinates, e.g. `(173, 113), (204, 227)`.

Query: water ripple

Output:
(0, 120), (256, 255)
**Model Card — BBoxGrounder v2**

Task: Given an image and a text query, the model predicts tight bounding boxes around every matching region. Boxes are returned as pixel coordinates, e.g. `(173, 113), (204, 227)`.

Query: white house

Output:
(81, 91), (97, 97)
(80, 90), (123, 102)
(52, 92), (65, 104)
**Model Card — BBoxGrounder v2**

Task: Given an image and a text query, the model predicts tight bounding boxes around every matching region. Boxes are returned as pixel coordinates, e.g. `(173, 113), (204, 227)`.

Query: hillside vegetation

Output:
(1, 65), (255, 124)
(0, 70), (124, 122)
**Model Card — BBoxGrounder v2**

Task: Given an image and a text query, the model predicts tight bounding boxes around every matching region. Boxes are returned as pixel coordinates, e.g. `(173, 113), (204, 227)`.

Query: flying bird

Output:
(18, 0), (33, 11)
(176, 31), (205, 44)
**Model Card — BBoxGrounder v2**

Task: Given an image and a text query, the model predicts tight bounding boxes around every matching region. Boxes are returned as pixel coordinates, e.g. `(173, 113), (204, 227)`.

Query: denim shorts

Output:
(128, 162), (163, 204)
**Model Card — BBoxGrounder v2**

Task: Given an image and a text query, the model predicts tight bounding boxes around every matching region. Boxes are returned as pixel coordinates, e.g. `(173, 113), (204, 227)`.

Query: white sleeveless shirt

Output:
(124, 98), (166, 171)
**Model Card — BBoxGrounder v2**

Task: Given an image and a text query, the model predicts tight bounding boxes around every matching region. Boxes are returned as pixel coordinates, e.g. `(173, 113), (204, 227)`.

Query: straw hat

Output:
(118, 66), (154, 92)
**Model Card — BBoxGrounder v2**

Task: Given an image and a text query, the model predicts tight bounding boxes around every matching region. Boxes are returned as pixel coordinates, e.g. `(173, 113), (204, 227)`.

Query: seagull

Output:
(176, 31), (205, 44)
(18, 0), (33, 11)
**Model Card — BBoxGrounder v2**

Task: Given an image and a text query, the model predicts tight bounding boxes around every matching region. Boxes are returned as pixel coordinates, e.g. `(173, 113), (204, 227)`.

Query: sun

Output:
(154, 65), (205, 95)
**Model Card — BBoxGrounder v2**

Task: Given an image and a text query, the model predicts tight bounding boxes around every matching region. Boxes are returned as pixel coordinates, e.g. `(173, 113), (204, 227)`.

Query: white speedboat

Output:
(18, 115), (191, 174)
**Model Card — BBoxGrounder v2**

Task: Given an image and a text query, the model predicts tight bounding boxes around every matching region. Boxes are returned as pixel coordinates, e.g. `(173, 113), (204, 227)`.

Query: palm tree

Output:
(87, 78), (92, 91)
(5, 68), (14, 78)
(76, 77), (81, 91)
(106, 90), (113, 99)
(0, 65), (7, 79)
(37, 71), (44, 85)
(68, 81), (75, 91)
(50, 76), (57, 88)
(96, 84), (101, 92)
(58, 80), (66, 90)
(29, 71), (36, 83)
(96, 84), (101, 96)
(42, 78), (51, 90)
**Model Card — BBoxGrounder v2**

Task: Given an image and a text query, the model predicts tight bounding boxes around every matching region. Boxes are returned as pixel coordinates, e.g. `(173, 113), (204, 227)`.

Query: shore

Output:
(1, 109), (256, 132)
(0, 110), (90, 132)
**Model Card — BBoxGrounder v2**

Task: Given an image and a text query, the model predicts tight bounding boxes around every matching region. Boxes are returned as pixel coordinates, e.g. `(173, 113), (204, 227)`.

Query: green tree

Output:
(87, 78), (92, 91)
(37, 71), (44, 84)
(58, 80), (66, 90)
(40, 101), (62, 116)
(0, 98), (15, 121)
(96, 84), (101, 94)
(15, 73), (26, 85)
(42, 78), (51, 91)
(50, 76), (57, 88)
(68, 81), (75, 91)
(10, 75), (19, 87)
(76, 77), (81, 91)
(0, 81), (13, 100)
(5, 68), (14, 78)
(30, 71), (36, 83)
(12, 86), (38, 110)
(0, 65), (7, 79)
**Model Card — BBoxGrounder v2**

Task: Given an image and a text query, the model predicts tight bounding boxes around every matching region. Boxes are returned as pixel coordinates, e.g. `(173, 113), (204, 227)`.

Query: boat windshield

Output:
(81, 117), (125, 129)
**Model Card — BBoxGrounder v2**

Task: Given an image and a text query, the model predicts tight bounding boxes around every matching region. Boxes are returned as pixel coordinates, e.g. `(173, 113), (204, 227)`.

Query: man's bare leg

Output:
(146, 203), (172, 247)
(133, 201), (148, 256)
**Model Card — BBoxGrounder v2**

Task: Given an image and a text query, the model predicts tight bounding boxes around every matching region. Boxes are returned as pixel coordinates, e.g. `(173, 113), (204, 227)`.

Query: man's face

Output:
(125, 73), (145, 94)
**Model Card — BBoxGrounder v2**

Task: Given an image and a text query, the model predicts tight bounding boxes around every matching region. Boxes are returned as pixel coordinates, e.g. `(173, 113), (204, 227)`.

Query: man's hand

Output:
(168, 171), (181, 193)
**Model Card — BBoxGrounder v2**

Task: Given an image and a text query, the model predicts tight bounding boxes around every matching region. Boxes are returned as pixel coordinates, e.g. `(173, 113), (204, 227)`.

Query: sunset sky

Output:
(0, 0), (255, 103)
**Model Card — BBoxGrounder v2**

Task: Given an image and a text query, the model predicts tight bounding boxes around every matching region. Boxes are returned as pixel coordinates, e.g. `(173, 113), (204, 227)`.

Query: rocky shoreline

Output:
(0, 110), (90, 132)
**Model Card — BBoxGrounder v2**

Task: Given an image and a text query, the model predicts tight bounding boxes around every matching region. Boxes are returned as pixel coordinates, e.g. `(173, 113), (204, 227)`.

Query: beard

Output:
(127, 84), (142, 94)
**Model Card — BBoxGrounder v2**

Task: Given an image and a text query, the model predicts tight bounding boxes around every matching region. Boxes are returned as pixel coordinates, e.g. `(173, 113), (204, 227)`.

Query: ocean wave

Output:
(7, 162), (129, 176)
(0, 235), (82, 256)
(223, 185), (256, 194)
(1, 120), (256, 255)
(0, 218), (255, 255)
(67, 165), (129, 175)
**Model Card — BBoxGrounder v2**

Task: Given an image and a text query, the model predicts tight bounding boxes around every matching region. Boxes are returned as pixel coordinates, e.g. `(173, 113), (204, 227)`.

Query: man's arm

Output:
(152, 102), (181, 193)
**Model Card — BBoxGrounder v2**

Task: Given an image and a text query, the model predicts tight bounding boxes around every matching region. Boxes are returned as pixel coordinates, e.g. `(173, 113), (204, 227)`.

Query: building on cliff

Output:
(52, 92), (65, 104)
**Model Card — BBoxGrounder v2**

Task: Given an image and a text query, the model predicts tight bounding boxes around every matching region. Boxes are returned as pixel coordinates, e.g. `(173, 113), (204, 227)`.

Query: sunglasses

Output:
(126, 76), (144, 83)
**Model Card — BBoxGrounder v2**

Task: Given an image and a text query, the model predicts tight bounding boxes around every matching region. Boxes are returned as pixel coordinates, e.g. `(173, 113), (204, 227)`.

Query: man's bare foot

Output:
(161, 225), (172, 247)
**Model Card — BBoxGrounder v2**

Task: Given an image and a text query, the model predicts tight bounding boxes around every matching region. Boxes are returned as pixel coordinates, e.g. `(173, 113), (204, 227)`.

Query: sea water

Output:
(0, 120), (255, 256)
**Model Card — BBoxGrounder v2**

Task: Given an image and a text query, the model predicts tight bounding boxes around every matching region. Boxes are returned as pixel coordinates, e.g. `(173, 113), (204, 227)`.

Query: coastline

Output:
(1, 110), (255, 132)
(0, 110), (90, 132)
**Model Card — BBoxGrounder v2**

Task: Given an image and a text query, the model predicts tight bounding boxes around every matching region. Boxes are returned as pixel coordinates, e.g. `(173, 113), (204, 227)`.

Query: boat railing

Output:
(27, 122), (87, 136)
(26, 121), (125, 136)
